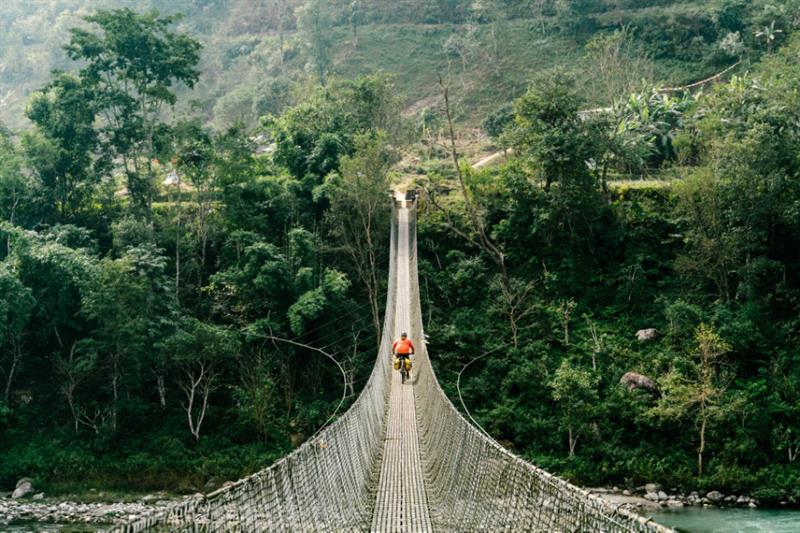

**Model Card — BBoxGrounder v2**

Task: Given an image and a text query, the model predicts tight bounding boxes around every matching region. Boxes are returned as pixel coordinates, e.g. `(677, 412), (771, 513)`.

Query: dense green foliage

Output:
(422, 34), (800, 503)
(0, 8), (399, 493)
(1, 0), (799, 507)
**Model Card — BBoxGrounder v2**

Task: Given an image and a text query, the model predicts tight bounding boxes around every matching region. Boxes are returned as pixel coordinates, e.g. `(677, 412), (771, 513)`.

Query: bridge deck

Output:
(371, 206), (432, 532)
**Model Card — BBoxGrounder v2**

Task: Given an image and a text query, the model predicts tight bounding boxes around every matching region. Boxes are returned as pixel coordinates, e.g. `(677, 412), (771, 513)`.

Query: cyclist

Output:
(392, 332), (415, 379)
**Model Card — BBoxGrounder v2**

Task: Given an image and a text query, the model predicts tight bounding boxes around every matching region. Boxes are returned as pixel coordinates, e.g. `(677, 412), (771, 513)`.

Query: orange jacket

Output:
(393, 338), (415, 355)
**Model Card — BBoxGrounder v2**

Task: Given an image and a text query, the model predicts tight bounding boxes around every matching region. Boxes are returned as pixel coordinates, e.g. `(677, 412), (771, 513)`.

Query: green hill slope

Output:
(0, 0), (759, 130)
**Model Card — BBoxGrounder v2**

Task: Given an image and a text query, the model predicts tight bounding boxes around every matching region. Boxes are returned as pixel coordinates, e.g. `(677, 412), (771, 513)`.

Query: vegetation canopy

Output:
(0, 0), (798, 508)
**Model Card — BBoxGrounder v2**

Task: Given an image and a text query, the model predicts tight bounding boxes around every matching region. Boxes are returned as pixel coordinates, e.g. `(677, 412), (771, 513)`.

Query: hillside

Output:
(1, 0), (749, 131)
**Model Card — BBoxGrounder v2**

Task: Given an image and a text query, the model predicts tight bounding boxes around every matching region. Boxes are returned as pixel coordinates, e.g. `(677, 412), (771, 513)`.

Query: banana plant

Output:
(754, 21), (783, 54)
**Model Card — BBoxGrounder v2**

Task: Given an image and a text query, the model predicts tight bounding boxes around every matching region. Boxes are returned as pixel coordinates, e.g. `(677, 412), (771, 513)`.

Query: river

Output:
(650, 507), (800, 532)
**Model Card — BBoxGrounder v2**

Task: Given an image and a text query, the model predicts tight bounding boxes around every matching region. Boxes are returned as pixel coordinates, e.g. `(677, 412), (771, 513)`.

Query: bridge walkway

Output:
(371, 204), (432, 532)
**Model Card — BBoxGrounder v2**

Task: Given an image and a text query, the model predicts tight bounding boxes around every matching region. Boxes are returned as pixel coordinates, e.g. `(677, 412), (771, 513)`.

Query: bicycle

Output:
(394, 354), (412, 384)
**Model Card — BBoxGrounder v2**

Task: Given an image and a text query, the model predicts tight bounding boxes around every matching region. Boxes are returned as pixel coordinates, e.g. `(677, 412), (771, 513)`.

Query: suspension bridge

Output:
(111, 195), (671, 532)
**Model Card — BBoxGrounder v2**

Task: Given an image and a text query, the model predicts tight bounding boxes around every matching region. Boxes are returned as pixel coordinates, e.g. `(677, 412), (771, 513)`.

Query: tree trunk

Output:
(698, 412), (707, 476)
(111, 356), (119, 432)
(568, 427), (578, 457)
(3, 344), (20, 404)
(439, 79), (507, 278)
(175, 174), (182, 304)
(156, 374), (166, 409)
(181, 365), (213, 441)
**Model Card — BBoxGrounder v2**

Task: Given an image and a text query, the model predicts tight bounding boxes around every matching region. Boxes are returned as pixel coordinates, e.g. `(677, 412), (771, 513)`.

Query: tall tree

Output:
(24, 73), (103, 221)
(297, 0), (335, 85)
(651, 324), (737, 476)
(322, 133), (393, 341)
(164, 316), (239, 441)
(0, 127), (33, 250)
(64, 8), (201, 218)
(81, 245), (173, 431)
(0, 263), (35, 404)
(550, 359), (598, 456)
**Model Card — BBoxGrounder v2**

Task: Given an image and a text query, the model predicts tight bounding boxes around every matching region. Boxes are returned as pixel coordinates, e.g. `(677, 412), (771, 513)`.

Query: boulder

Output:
(645, 492), (660, 502)
(32, 493), (44, 500)
(644, 483), (662, 493)
(658, 491), (669, 501)
(706, 491), (724, 503)
(749, 501), (758, 508)
(289, 432), (305, 448)
(622, 489), (631, 496)
(620, 373), (660, 397)
(12, 479), (34, 499)
(636, 328), (659, 342)
(667, 500), (684, 508)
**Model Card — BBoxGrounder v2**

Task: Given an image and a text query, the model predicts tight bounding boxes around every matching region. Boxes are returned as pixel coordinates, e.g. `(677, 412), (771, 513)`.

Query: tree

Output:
(297, 0), (335, 85)
(507, 74), (597, 192)
(529, 0), (550, 35)
(469, 0), (504, 67)
(274, 0), (291, 70)
(550, 359), (598, 456)
(349, 0), (363, 48)
(650, 324), (737, 476)
(164, 317), (239, 440)
(236, 329), (278, 443)
(270, 75), (402, 192)
(674, 170), (738, 301)
(322, 134), (393, 341)
(175, 121), (218, 287)
(24, 73), (103, 221)
(81, 245), (173, 431)
(288, 269), (351, 336)
(0, 129), (33, 251)
(64, 8), (201, 218)
(0, 263), (35, 404)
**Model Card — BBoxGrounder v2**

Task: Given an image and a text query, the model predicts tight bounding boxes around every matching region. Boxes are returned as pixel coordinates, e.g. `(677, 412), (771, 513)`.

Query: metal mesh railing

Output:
(406, 204), (671, 533)
(111, 203), (670, 533)
(109, 210), (400, 533)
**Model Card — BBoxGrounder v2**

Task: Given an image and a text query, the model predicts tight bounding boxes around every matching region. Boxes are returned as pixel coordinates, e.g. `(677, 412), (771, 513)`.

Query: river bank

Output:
(0, 495), (175, 528)
(592, 485), (763, 512)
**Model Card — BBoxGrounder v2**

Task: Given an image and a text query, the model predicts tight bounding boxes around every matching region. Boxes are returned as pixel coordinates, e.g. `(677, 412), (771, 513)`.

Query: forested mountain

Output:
(0, 0), (774, 130)
(1, 0), (800, 509)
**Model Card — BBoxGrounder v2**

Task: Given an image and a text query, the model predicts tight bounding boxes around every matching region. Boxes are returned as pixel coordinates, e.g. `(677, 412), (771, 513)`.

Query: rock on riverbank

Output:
(0, 496), (175, 526)
(591, 486), (760, 514)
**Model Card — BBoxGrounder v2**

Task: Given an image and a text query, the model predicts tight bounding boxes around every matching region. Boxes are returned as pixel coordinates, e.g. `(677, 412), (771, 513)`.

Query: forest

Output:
(1, 0), (800, 509)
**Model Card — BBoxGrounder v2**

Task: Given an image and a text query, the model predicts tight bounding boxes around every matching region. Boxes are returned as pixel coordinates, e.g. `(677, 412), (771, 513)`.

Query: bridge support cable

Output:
(109, 210), (400, 532)
(407, 203), (672, 532)
(111, 199), (672, 533)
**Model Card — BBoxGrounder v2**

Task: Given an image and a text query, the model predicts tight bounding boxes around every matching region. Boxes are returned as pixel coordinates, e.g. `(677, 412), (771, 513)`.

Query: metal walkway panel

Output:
(371, 206), (432, 533)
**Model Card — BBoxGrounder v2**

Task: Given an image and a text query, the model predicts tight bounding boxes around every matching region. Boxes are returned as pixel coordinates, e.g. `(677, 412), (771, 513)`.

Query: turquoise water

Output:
(650, 507), (800, 533)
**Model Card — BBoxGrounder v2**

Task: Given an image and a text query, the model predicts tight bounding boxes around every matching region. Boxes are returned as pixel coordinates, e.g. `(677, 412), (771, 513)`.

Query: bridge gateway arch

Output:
(113, 196), (671, 532)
